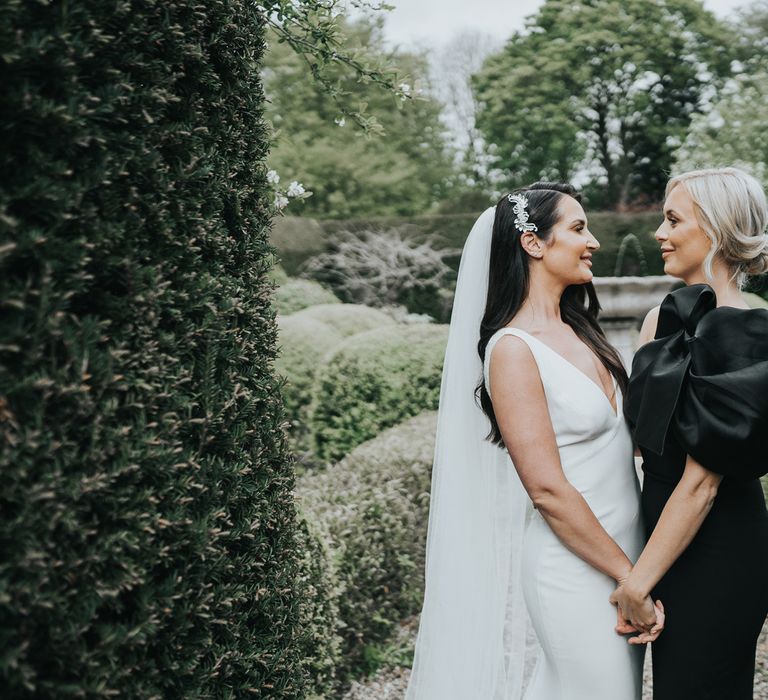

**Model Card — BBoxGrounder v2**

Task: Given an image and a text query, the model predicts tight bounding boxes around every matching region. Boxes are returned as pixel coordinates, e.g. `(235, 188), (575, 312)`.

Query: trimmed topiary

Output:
(268, 263), (290, 286)
(275, 278), (340, 315)
(297, 411), (436, 681)
(0, 2), (318, 697)
(309, 324), (447, 462)
(294, 516), (344, 698)
(276, 314), (342, 429)
(293, 303), (395, 338)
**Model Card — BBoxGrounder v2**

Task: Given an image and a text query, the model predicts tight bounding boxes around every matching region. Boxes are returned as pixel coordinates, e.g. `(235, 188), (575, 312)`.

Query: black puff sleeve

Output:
(624, 284), (768, 480)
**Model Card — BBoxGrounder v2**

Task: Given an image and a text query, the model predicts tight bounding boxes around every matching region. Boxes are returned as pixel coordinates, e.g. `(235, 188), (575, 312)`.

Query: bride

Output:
(405, 183), (664, 699)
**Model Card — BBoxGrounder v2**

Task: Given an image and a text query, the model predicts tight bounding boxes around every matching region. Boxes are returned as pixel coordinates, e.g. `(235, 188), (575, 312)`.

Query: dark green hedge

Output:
(272, 211), (666, 279)
(0, 1), (324, 697)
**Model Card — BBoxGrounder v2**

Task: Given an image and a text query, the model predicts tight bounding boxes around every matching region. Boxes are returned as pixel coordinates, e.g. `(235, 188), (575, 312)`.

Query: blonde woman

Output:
(618, 167), (768, 699)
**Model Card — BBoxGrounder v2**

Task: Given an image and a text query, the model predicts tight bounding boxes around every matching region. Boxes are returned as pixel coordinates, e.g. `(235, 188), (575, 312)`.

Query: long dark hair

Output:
(476, 182), (628, 447)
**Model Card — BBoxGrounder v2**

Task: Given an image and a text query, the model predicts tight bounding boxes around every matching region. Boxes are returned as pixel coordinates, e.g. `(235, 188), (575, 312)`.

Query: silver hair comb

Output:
(508, 193), (538, 233)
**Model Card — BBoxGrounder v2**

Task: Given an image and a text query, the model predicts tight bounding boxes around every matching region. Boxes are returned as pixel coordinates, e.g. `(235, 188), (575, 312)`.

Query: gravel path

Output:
(344, 616), (768, 699)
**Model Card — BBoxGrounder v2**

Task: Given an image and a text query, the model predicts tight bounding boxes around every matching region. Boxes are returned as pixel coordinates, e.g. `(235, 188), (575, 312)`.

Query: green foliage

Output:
(268, 263), (290, 286)
(272, 212), (666, 285)
(271, 216), (328, 275)
(309, 325), (447, 462)
(0, 1), (316, 696)
(264, 20), (455, 218)
(297, 412), (436, 681)
(276, 305), (394, 453)
(294, 516), (344, 697)
(474, 0), (737, 207)
(275, 278), (340, 315)
(293, 303), (395, 338)
(673, 71), (768, 184)
(276, 314), (344, 434)
(301, 228), (457, 321)
(259, 1), (408, 132)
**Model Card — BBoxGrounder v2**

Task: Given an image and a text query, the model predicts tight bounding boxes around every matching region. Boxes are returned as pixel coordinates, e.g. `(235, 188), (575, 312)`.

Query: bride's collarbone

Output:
(505, 324), (615, 400)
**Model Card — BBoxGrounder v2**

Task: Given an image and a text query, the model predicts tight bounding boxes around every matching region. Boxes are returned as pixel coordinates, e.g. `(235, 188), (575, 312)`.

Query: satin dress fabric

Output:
(625, 284), (768, 700)
(486, 328), (645, 700)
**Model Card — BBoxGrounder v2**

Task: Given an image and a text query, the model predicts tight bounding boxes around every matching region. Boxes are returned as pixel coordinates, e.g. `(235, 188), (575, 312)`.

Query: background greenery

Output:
(264, 19), (456, 219)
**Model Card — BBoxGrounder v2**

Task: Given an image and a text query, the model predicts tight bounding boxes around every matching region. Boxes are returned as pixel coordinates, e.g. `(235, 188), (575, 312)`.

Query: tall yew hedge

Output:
(0, 1), (317, 697)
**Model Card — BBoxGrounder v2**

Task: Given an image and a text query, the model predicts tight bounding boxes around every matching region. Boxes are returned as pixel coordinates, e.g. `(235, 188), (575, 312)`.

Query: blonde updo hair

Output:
(667, 167), (768, 289)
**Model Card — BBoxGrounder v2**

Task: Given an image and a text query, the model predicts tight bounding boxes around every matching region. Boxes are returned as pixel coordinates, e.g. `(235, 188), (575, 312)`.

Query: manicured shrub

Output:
(268, 263), (290, 286)
(271, 215), (327, 275)
(0, 2), (315, 697)
(309, 325), (447, 462)
(297, 412), (436, 680)
(301, 228), (456, 321)
(276, 314), (342, 430)
(293, 303), (395, 338)
(294, 517), (344, 698)
(275, 278), (340, 315)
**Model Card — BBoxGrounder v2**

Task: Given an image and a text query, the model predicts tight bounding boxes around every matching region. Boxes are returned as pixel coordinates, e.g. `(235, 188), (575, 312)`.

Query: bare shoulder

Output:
(638, 305), (660, 347)
(488, 334), (542, 393)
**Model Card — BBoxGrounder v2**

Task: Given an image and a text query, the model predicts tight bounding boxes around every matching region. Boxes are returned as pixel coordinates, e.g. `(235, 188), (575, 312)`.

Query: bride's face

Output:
(540, 196), (600, 284)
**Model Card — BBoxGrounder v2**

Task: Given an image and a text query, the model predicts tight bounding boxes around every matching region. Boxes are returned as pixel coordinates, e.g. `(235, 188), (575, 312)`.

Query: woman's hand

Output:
(627, 600), (665, 645)
(610, 579), (664, 638)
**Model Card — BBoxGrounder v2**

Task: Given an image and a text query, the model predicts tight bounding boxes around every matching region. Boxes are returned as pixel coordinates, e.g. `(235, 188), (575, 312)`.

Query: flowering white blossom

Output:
(267, 169), (280, 185)
(399, 81), (411, 102)
(334, 116), (346, 127)
(287, 181), (306, 197)
(274, 193), (289, 210)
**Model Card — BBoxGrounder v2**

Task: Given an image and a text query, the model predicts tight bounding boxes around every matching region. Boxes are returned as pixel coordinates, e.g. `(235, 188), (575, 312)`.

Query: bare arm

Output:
(618, 455), (722, 602)
(489, 335), (633, 582)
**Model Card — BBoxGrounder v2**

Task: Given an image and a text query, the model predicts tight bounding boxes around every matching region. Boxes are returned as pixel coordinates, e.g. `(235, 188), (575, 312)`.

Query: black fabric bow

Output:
(624, 284), (768, 480)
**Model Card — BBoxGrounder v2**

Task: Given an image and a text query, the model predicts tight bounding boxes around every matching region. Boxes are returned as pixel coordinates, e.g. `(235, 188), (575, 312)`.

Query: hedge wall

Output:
(272, 212), (667, 279)
(0, 2), (319, 697)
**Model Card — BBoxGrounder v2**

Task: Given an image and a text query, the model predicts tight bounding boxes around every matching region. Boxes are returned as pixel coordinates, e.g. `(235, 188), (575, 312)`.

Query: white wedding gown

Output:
(484, 327), (645, 700)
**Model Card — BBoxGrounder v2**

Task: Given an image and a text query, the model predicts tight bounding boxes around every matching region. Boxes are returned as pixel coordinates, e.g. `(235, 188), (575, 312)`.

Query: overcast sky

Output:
(370, 0), (750, 49)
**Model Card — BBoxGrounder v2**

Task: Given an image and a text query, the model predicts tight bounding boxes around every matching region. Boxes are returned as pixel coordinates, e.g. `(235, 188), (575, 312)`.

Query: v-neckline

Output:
(505, 327), (619, 418)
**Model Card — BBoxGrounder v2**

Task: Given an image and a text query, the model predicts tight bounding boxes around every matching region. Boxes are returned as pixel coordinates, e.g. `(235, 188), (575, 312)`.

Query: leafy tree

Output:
(261, 1), (407, 132)
(264, 19), (456, 218)
(673, 72), (768, 183)
(672, 1), (768, 182)
(474, 0), (737, 208)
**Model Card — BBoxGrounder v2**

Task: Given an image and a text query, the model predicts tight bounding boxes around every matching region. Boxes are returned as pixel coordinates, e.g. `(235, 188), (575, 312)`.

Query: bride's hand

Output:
(627, 600), (665, 645)
(609, 581), (657, 632)
(615, 605), (639, 635)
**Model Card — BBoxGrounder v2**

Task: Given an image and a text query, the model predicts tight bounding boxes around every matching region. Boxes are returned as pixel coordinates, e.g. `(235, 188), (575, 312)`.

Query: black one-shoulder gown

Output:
(625, 284), (768, 700)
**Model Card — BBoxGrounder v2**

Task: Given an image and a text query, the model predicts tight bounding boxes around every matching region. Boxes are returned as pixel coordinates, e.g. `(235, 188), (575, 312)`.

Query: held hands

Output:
(610, 578), (665, 645)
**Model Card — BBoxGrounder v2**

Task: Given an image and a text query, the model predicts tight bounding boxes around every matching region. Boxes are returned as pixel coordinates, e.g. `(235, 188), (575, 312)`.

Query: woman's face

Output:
(541, 195), (600, 285)
(655, 184), (712, 281)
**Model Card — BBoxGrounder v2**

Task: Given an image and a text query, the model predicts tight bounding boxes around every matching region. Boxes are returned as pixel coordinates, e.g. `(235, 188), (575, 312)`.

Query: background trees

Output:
(473, 0), (738, 209)
(673, 1), (768, 181)
(264, 19), (455, 218)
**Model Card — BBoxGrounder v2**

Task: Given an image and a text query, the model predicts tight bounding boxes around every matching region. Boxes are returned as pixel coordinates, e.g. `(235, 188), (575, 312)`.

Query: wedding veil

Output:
(405, 206), (534, 699)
